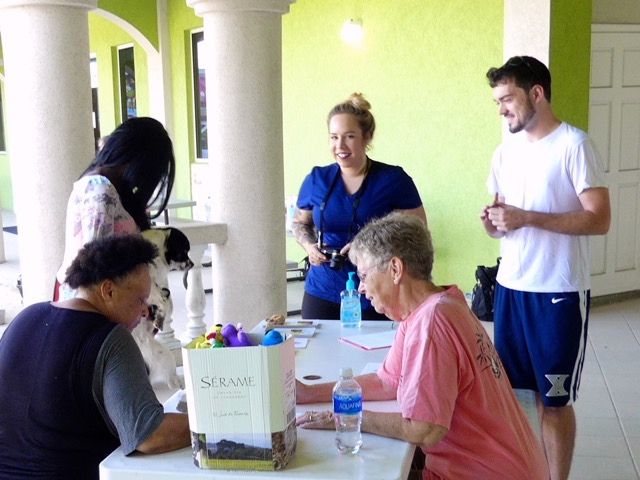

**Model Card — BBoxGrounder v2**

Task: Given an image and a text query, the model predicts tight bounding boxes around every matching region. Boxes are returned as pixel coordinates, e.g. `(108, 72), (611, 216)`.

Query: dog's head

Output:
(141, 227), (193, 332)
(142, 227), (194, 272)
(163, 227), (194, 271)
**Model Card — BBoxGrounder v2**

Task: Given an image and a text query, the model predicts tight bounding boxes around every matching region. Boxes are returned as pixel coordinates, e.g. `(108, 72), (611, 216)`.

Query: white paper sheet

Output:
(338, 329), (396, 351)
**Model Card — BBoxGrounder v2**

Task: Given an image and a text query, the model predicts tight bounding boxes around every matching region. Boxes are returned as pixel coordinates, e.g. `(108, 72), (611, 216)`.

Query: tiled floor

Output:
(2, 209), (640, 479)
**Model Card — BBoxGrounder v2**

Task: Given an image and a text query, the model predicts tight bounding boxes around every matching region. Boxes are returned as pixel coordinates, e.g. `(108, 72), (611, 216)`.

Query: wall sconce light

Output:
(340, 19), (363, 44)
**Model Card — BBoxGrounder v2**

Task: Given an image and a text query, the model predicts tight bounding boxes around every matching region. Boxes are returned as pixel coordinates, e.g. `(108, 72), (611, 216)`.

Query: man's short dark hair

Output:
(486, 56), (552, 102)
(65, 234), (158, 289)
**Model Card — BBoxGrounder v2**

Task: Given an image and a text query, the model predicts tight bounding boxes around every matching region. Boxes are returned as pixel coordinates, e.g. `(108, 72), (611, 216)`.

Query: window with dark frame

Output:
(192, 31), (208, 160)
(118, 46), (136, 121)
(90, 56), (101, 152)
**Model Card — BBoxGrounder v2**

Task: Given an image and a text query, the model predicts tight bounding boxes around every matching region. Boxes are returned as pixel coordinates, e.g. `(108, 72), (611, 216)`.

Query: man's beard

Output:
(508, 97), (536, 134)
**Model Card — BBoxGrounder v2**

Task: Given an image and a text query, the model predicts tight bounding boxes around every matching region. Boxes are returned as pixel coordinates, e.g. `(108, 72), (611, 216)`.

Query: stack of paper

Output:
(269, 322), (318, 349)
(275, 327), (316, 337)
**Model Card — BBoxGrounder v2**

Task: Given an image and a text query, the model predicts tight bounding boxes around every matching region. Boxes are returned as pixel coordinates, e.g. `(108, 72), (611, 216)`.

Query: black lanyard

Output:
(317, 159), (372, 249)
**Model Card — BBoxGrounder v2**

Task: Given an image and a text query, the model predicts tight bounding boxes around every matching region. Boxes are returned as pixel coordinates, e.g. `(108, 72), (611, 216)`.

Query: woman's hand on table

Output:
(296, 410), (335, 430)
(296, 379), (314, 404)
(296, 378), (334, 404)
(296, 374), (334, 430)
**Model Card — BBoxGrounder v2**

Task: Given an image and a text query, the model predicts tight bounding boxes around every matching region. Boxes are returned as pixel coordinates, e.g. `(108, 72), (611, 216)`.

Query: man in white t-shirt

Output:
(480, 56), (611, 480)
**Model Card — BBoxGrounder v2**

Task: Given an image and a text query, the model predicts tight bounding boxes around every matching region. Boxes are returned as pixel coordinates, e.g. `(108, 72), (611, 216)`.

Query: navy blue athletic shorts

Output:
(493, 283), (590, 407)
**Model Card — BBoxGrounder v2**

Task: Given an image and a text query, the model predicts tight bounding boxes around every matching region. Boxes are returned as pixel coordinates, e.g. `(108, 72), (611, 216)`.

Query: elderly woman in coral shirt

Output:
(296, 212), (548, 480)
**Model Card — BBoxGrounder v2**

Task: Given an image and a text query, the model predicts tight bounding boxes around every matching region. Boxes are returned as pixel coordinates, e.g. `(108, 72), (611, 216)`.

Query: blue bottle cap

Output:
(346, 271), (356, 291)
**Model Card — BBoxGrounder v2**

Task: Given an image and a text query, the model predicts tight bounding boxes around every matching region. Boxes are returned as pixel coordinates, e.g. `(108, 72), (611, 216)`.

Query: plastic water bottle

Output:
(333, 367), (363, 454)
(340, 272), (361, 328)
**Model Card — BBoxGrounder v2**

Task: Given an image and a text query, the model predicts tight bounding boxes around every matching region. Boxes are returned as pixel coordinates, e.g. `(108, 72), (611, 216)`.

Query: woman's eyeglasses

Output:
(357, 260), (390, 284)
(356, 264), (378, 284)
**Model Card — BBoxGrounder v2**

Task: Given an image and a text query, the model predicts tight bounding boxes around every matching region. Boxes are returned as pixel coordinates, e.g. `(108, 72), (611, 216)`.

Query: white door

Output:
(589, 25), (640, 296)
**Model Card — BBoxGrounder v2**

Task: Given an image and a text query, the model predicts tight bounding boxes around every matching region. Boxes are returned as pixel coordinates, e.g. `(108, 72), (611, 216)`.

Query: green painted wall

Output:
(167, 1), (203, 204)
(89, 14), (150, 137)
(90, 3), (198, 209)
(282, 0), (504, 293)
(97, 0), (159, 51)
(0, 2), (597, 295)
(550, 0), (592, 131)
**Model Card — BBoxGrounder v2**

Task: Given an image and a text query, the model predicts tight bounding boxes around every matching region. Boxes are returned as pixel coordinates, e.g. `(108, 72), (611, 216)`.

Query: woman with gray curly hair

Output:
(296, 212), (548, 479)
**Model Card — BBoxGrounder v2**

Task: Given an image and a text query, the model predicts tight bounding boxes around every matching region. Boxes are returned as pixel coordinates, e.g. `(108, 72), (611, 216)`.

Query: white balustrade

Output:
(183, 243), (208, 342)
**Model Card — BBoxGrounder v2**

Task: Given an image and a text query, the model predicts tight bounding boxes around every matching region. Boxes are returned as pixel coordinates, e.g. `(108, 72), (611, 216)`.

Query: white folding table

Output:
(99, 320), (415, 480)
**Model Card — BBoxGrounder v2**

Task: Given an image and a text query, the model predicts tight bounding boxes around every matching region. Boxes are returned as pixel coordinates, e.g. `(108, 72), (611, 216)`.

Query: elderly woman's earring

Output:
(132, 186), (139, 194)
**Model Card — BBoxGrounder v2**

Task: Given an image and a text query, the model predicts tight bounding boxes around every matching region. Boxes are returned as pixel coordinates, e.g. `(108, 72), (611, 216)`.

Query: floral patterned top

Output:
(56, 175), (139, 300)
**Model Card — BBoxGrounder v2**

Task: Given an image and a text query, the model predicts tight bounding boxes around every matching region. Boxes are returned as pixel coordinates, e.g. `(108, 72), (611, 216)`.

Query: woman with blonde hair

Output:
(291, 93), (426, 320)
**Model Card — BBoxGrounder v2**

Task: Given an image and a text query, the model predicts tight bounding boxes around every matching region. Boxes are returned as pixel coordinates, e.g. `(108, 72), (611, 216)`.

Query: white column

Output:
(187, 0), (294, 331)
(502, 0), (551, 142)
(149, 0), (174, 134)
(503, 0), (550, 64)
(0, 0), (97, 304)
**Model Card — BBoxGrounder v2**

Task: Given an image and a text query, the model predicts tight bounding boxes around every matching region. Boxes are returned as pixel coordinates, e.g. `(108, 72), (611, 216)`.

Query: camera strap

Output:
(317, 158), (372, 249)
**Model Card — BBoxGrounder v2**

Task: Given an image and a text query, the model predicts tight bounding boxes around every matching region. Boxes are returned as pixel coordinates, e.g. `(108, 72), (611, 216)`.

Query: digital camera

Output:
(320, 248), (347, 271)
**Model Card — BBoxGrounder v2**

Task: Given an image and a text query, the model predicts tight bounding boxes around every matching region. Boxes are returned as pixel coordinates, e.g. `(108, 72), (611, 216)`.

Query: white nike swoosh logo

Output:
(551, 298), (567, 304)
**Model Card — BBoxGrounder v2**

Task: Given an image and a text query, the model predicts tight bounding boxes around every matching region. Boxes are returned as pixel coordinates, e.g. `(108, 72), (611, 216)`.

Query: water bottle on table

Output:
(332, 367), (363, 454)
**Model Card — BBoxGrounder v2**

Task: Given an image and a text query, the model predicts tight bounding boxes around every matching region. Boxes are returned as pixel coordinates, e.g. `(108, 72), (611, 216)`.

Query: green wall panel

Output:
(166, 1), (203, 208)
(283, 0), (504, 293)
(89, 13), (150, 138)
(550, 0), (592, 131)
(97, 0), (159, 51)
(0, 2), (597, 295)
